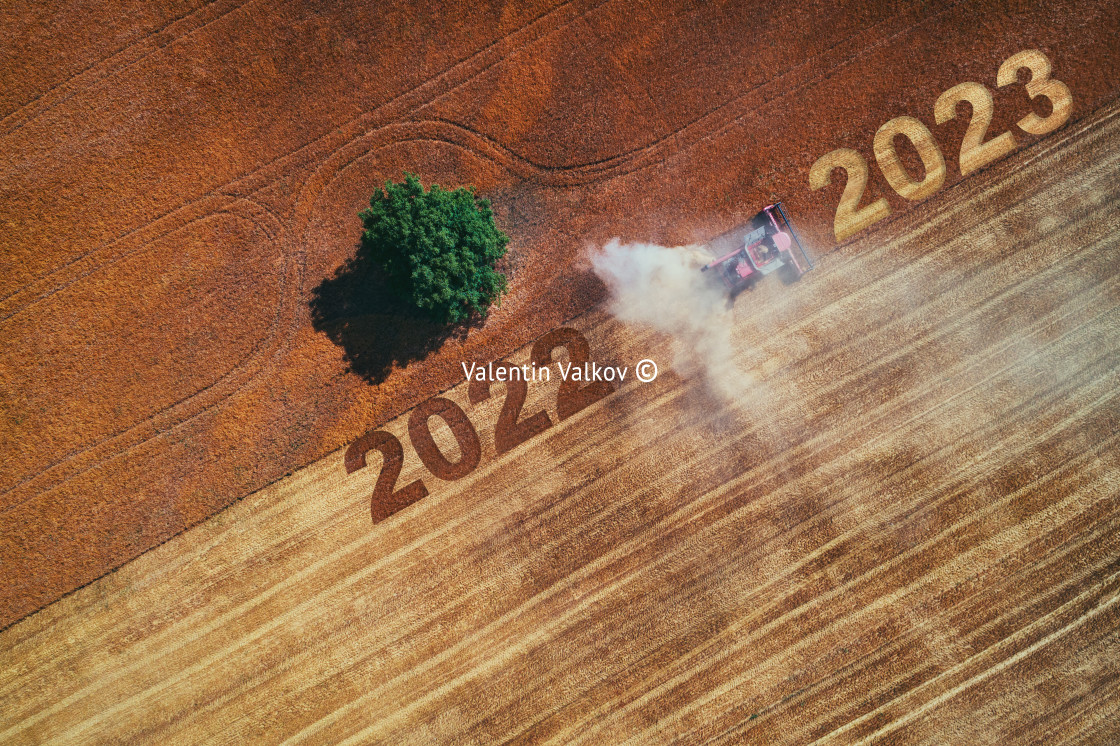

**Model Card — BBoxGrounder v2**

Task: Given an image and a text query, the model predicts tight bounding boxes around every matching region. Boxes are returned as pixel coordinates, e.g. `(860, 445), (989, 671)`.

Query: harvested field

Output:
(1, 89), (1118, 743)
(3, 0), (1120, 630)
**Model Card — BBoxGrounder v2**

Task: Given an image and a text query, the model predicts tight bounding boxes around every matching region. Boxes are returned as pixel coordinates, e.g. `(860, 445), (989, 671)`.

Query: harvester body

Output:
(701, 203), (812, 293)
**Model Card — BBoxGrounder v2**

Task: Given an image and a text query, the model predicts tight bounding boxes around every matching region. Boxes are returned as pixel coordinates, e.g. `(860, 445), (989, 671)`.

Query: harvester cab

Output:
(701, 203), (812, 294)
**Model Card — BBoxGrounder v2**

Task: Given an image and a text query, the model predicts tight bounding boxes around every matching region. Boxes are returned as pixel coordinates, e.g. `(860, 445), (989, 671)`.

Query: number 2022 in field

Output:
(345, 328), (616, 524)
(810, 49), (1073, 242)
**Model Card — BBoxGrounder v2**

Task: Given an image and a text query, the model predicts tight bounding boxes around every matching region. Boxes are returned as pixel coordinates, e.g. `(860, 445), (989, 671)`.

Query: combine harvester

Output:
(701, 203), (813, 294)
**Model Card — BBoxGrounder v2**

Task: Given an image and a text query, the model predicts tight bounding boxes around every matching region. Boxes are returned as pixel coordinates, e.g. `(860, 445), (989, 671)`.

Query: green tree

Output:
(358, 173), (509, 324)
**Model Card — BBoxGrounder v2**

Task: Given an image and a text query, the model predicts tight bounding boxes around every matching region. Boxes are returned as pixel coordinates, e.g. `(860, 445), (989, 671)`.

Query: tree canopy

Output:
(358, 173), (509, 325)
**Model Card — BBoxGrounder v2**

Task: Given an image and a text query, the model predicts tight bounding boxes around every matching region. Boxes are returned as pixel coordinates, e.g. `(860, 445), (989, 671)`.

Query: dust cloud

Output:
(589, 239), (754, 403)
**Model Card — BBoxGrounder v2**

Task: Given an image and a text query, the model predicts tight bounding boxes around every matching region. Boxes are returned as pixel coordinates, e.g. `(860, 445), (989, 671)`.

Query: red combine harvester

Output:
(701, 203), (812, 293)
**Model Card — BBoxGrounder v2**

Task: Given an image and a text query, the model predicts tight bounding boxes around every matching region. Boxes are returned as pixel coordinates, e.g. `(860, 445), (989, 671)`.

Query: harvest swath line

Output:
(543, 311), (1120, 744)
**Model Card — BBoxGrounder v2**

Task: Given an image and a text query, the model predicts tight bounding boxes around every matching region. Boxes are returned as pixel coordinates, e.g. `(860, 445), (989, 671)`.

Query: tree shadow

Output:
(309, 242), (483, 383)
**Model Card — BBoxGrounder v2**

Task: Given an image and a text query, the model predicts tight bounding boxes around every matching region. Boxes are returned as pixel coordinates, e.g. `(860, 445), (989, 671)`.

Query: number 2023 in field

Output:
(810, 49), (1073, 242)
